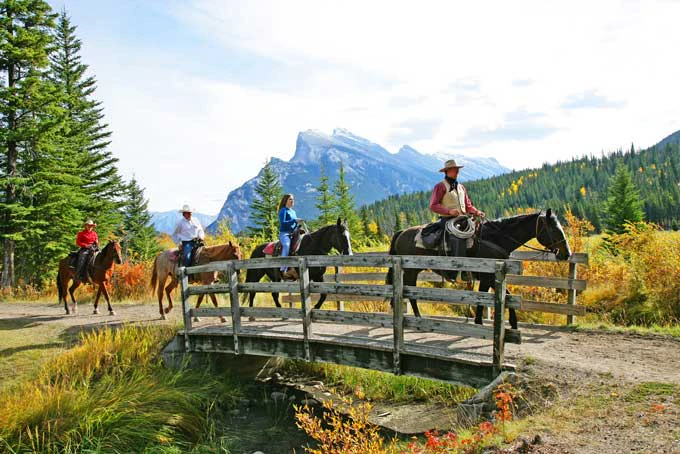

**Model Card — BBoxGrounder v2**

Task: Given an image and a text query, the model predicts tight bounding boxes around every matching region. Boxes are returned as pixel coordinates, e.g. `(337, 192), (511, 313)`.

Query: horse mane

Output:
(481, 212), (539, 243)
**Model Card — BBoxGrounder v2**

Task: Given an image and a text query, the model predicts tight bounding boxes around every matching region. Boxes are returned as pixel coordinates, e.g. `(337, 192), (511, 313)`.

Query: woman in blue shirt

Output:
(278, 194), (301, 277)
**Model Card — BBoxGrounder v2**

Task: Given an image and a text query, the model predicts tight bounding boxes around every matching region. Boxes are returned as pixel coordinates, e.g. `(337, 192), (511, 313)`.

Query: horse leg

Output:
(93, 285), (102, 314)
(194, 294), (205, 322)
(313, 293), (327, 310)
(507, 290), (518, 330)
(59, 273), (70, 315)
(403, 269), (421, 317)
(68, 281), (80, 314)
(245, 268), (265, 321)
(475, 275), (492, 325)
(101, 283), (115, 316)
(165, 279), (178, 314)
(208, 293), (227, 323)
(157, 274), (168, 319)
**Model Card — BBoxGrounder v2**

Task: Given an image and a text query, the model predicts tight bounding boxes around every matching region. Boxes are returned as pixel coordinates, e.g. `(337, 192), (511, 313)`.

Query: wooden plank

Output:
(185, 284), (231, 296)
(240, 306), (301, 320)
(281, 293), (382, 303)
(299, 258), (312, 361)
(311, 310), (393, 327)
(567, 262), (577, 325)
(520, 300), (586, 316)
(309, 282), (393, 298)
(401, 256), (522, 275)
(184, 260), (232, 275)
(402, 286), (522, 309)
(227, 261), (242, 354)
(392, 258), (404, 376)
(305, 255), (394, 268)
(506, 275), (587, 290)
(190, 307), (230, 318)
(403, 316), (521, 344)
(510, 250), (588, 264)
(179, 267), (191, 350)
(323, 272), (386, 282)
(237, 282), (300, 293)
(493, 262), (507, 376)
(231, 257), (300, 270)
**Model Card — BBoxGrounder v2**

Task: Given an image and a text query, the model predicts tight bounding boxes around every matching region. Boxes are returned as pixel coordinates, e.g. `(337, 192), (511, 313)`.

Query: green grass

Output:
(281, 360), (476, 404)
(573, 321), (680, 339)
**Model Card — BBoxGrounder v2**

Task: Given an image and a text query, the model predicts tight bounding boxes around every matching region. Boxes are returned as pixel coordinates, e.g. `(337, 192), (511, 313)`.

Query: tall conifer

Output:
(248, 159), (282, 240)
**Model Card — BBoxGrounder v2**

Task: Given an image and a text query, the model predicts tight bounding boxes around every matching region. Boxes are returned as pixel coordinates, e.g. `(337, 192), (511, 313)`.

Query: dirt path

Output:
(2, 302), (679, 452)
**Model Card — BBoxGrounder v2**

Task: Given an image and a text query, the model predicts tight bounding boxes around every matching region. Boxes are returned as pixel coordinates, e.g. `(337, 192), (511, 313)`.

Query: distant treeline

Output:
(361, 141), (680, 234)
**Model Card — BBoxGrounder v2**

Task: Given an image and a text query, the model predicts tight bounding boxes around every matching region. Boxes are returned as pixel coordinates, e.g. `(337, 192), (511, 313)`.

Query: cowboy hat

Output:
(84, 219), (97, 226)
(179, 204), (193, 213)
(439, 159), (464, 172)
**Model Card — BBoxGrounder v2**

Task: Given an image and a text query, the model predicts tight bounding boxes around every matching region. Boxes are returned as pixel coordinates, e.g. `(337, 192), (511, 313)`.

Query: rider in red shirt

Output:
(75, 220), (99, 283)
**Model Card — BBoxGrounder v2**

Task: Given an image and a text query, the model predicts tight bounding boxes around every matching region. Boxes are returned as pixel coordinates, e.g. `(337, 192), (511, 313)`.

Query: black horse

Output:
(244, 218), (353, 310)
(387, 209), (572, 329)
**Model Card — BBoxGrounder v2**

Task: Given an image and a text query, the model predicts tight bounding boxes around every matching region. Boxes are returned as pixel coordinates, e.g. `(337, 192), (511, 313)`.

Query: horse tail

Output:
(150, 254), (159, 292)
(56, 270), (63, 302)
(388, 230), (402, 256)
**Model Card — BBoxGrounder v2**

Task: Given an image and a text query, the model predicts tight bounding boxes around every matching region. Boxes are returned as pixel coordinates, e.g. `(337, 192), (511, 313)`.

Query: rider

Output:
(278, 194), (303, 279)
(429, 159), (485, 258)
(75, 219), (99, 283)
(172, 204), (205, 267)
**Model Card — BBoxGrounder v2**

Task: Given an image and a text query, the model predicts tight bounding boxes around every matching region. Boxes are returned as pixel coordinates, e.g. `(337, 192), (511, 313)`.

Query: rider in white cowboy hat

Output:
(75, 219), (99, 283)
(172, 204), (205, 267)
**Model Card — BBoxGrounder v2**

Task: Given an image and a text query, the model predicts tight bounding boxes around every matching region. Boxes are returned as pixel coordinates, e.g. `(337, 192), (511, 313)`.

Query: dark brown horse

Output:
(244, 219), (353, 310)
(150, 241), (243, 321)
(57, 240), (123, 315)
(388, 210), (572, 328)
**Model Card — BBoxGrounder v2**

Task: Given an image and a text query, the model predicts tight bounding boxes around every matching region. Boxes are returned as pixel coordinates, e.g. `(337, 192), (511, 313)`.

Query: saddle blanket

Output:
(414, 229), (473, 250)
(263, 242), (276, 255)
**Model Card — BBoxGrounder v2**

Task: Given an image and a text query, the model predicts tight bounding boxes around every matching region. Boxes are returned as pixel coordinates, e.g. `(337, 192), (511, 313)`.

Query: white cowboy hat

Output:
(179, 204), (193, 213)
(84, 219), (97, 226)
(438, 159), (464, 172)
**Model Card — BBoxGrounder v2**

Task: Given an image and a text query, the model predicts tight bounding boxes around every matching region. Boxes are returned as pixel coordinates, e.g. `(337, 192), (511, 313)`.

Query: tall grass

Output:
(0, 325), (242, 453)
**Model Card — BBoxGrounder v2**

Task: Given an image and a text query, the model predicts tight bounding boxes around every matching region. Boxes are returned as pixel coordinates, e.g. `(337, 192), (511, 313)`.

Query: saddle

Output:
(263, 230), (305, 257)
(416, 217), (479, 282)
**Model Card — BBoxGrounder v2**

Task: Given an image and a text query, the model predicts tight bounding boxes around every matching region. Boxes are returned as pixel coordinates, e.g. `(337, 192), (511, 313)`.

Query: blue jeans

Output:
(181, 240), (194, 267)
(279, 232), (291, 272)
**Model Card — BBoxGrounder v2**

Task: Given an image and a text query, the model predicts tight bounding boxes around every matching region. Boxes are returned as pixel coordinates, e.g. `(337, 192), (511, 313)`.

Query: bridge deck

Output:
(181, 315), (515, 387)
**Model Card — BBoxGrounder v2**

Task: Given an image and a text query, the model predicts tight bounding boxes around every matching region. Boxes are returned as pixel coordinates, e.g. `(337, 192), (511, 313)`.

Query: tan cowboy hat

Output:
(179, 204), (193, 213)
(84, 219), (96, 226)
(439, 159), (464, 172)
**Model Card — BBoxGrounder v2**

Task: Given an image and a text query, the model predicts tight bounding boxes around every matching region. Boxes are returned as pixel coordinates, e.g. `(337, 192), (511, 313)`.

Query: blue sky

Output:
(50, 0), (680, 214)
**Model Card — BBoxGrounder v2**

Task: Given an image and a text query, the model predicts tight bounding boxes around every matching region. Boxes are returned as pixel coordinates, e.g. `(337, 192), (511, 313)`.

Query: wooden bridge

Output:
(175, 254), (529, 388)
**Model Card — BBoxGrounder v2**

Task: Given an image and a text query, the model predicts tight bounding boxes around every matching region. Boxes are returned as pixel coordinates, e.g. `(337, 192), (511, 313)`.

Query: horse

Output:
(150, 241), (243, 321)
(57, 240), (123, 316)
(244, 218), (353, 311)
(387, 209), (572, 329)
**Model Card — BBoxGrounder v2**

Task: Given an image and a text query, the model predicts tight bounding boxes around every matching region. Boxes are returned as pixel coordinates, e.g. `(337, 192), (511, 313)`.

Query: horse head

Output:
(228, 241), (243, 261)
(102, 240), (123, 264)
(333, 217), (353, 255)
(536, 209), (572, 260)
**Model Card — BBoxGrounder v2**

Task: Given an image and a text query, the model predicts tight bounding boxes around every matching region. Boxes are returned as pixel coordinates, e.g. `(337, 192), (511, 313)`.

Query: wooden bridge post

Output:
(566, 262), (577, 325)
(335, 265), (344, 311)
(179, 267), (192, 351)
(392, 256), (404, 376)
(226, 261), (242, 354)
(492, 261), (507, 376)
(299, 257), (312, 361)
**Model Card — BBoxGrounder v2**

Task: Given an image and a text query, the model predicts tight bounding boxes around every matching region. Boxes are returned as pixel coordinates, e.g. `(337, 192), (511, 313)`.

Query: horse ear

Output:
(546, 208), (552, 219)
(336, 217), (341, 226)
(343, 218), (348, 227)
(228, 240), (232, 246)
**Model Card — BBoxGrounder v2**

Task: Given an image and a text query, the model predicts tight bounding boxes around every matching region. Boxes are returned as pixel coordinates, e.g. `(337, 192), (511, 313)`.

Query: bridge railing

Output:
(281, 251), (588, 325)
(179, 255), (522, 378)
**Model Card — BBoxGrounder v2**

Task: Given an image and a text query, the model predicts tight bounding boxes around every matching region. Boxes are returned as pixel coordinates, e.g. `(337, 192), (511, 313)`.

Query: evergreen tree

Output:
(603, 165), (645, 233)
(314, 163), (335, 227)
(0, 0), (58, 287)
(49, 10), (123, 234)
(119, 177), (160, 262)
(248, 159), (282, 239)
(332, 162), (360, 235)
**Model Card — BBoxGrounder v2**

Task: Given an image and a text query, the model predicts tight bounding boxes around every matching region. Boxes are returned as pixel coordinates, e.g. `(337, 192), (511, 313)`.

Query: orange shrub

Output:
(111, 261), (151, 300)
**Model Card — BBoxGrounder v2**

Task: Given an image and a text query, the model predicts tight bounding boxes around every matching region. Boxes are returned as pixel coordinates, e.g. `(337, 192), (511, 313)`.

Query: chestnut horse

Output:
(57, 240), (123, 315)
(150, 241), (242, 321)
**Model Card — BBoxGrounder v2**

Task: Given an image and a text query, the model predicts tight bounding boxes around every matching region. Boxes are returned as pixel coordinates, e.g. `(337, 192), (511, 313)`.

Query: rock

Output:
(300, 398), (319, 406)
(270, 391), (287, 402)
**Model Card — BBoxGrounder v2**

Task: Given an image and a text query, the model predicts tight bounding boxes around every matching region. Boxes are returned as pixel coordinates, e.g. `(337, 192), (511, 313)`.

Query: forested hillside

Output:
(363, 136), (680, 233)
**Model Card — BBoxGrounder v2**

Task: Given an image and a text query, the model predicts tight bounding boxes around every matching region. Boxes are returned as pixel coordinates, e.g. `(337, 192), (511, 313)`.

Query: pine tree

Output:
(248, 159), (282, 239)
(332, 162), (360, 234)
(602, 165), (645, 233)
(119, 177), (160, 262)
(0, 0), (59, 287)
(314, 163), (336, 227)
(49, 10), (123, 235)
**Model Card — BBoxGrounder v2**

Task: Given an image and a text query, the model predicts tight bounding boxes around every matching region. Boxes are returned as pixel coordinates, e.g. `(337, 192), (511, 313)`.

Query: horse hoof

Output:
(220, 316), (227, 323)
(109, 311), (116, 316)
(65, 309), (70, 315)
(248, 316), (256, 322)
(72, 307), (77, 314)
(164, 307), (172, 314)
(160, 313), (167, 320)
(193, 316), (201, 323)
(474, 318), (483, 326)
(93, 309), (99, 315)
